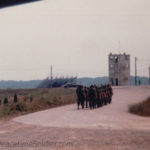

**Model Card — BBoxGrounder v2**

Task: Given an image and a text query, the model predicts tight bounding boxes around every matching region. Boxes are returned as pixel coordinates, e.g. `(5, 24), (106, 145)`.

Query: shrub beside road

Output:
(129, 97), (150, 117)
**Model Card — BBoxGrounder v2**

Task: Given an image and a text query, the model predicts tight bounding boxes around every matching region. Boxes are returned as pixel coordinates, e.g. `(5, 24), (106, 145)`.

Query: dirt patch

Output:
(0, 121), (149, 150)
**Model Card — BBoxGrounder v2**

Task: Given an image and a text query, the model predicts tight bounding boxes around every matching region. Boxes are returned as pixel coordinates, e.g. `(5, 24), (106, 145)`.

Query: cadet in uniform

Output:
(103, 87), (107, 105)
(99, 87), (103, 106)
(84, 87), (89, 108)
(76, 85), (85, 109)
(108, 84), (113, 103)
(76, 84), (113, 110)
(89, 85), (95, 109)
(96, 86), (100, 108)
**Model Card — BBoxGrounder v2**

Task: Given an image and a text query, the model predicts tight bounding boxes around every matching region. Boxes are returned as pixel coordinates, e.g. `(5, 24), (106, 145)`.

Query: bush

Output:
(30, 96), (33, 102)
(4, 98), (8, 105)
(14, 94), (18, 103)
(0, 106), (11, 116)
(15, 102), (27, 112)
(129, 97), (150, 116)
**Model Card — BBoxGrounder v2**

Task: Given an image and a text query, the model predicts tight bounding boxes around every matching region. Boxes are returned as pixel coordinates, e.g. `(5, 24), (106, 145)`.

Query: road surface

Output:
(0, 86), (150, 150)
(13, 86), (150, 130)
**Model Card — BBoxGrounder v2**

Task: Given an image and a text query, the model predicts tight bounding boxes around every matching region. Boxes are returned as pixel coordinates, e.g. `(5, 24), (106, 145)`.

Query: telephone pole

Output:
(149, 67), (150, 85)
(135, 57), (137, 86)
(118, 41), (121, 54)
(50, 65), (53, 88)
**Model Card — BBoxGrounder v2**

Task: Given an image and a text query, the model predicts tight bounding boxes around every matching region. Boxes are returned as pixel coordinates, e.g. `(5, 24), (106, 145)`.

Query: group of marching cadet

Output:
(76, 84), (113, 109)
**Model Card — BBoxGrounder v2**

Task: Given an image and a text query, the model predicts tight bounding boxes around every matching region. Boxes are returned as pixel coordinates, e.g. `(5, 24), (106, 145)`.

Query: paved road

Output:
(13, 86), (150, 130)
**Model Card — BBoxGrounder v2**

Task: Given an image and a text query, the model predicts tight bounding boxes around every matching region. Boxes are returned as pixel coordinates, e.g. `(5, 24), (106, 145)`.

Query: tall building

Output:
(109, 53), (130, 86)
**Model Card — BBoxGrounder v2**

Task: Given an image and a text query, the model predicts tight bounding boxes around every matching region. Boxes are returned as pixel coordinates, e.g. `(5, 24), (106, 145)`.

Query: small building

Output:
(108, 53), (130, 86)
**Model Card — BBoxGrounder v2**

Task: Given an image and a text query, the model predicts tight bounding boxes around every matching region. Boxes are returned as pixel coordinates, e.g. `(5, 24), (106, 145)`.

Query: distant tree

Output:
(14, 94), (18, 103)
(4, 98), (8, 105)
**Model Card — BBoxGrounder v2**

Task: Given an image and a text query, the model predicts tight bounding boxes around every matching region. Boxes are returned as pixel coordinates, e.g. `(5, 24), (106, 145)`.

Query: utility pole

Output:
(135, 57), (137, 86)
(118, 41), (121, 53)
(50, 65), (53, 88)
(149, 67), (150, 85)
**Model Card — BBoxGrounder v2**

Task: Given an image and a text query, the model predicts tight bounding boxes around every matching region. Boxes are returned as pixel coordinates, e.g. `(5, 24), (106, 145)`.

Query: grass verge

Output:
(0, 88), (76, 119)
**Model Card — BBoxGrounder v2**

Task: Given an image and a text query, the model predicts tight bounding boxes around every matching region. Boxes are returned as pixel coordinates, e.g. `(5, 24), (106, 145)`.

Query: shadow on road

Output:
(0, 0), (42, 9)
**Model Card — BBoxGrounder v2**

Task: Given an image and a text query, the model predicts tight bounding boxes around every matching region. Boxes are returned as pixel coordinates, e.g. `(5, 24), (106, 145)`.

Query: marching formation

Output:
(76, 84), (113, 110)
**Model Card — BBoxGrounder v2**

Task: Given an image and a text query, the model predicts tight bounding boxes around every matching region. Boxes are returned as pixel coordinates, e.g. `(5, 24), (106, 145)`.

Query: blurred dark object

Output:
(0, 0), (41, 8)
(38, 77), (77, 88)
(63, 83), (80, 88)
(4, 97), (8, 105)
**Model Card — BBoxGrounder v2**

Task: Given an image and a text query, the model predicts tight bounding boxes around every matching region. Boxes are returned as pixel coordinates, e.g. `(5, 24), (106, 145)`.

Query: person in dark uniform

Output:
(99, 87), (103, 106)
(105, 85), (110, 104)
(94, 85), (98, 108)
(108, 84), (113, 104)
(84, 87), (89, 108)
(105, 85), (108, 105)
(96, 86), (100, 108)
(99, 86), (103, 107)
(103, 87), (107, 105)
(88, 86), (92, 109)
(89, 85), (96, 109)
(76, 85), (85, 109)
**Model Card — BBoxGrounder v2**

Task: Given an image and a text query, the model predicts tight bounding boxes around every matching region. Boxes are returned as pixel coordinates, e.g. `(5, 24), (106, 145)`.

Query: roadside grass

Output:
(129, 97), (150, 117)
(0, 88), (76, 118)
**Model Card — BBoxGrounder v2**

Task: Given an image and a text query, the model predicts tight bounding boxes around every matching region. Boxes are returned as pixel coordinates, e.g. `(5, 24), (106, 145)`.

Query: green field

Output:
(0, 88), (76, 118)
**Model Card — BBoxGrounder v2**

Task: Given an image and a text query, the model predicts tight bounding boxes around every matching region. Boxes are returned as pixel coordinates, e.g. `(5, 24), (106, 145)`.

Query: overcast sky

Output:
(0, 0), (150, 80)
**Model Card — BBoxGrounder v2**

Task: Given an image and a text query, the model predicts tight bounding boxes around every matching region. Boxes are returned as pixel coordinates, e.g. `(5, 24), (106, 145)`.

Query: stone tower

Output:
(109, 53), (130, 86)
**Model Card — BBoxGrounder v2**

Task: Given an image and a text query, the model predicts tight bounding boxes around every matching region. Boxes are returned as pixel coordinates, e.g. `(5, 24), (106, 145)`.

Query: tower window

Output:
(125, 55), (128, 60)
(126, 64), (129, 68)
(115, 56), (118, 63)
(110, 55), (114, 59)
(110, 64), (113, 68)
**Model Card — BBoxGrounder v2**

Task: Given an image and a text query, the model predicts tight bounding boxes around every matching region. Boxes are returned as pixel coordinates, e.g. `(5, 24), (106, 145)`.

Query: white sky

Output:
(0, 0), (150, 80)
